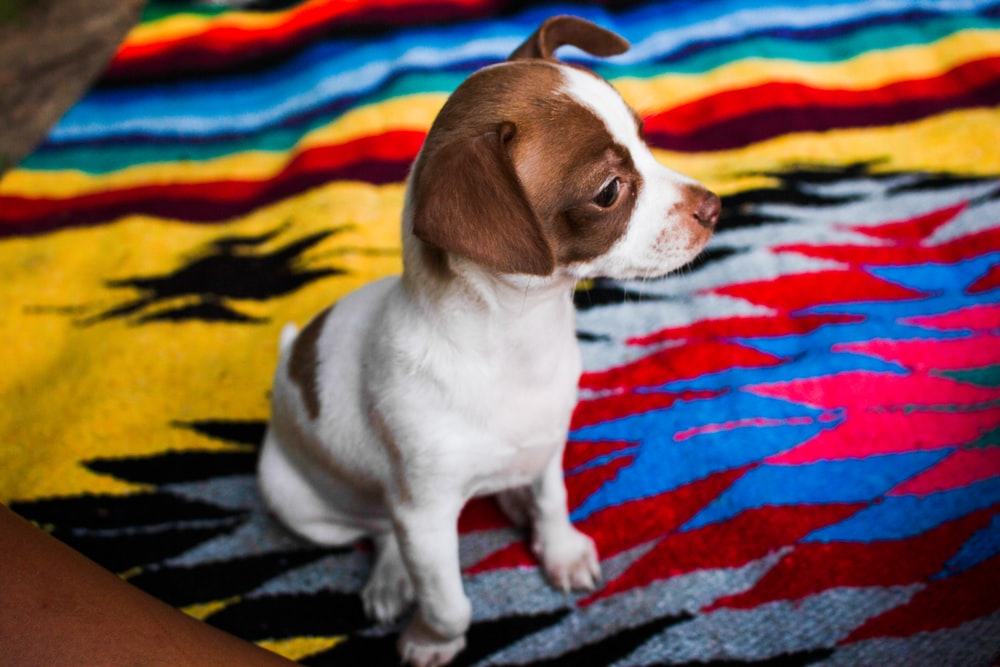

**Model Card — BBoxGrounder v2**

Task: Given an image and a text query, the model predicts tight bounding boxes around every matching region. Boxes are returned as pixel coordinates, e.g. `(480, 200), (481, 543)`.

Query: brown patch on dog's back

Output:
(288, 306), (332, 419)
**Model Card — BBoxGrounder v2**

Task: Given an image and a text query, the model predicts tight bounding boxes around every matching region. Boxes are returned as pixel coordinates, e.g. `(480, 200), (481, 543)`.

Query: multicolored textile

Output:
(2, 1), (999, 664)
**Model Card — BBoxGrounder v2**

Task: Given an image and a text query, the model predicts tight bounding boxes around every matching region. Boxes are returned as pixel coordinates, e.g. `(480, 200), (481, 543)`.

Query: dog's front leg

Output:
(525, 450), (601, 592)
(393, 500), (470, 667)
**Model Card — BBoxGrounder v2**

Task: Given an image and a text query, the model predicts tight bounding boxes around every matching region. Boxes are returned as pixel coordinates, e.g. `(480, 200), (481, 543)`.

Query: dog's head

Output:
(408, 15), (720, 280)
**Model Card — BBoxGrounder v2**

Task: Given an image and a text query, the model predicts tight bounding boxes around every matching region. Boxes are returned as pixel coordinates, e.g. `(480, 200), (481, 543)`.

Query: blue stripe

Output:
(938, 508), (1000, 577)
(866, 253), (1000, 295)
(569, 391), (832, 521)
(803, 476), (1000, 542)
(682, 450), (952, 530)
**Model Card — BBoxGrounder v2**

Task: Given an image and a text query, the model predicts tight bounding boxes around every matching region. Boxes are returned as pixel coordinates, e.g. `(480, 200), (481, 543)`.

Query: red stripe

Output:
(843, 551), (1000, 641)
(570, 389), (721, 430)
(579, 340), (784, 393)
(564, 440), (637, 472)
(578, 466), (749, 562)
(707, 508), (996, 611)
(628, 313), (863, 348)
(584, 503), (865, 604)
(849, 202), (966, 242)
(0, 130), (425, 236)
(110, 0), (497, 81)
(774, 226), (1000, 267)
(970, 262), (1000, 294)
(713, 270), (927, 313)
(641, 56), (1000, 151)
(644, 56), (1000, 137)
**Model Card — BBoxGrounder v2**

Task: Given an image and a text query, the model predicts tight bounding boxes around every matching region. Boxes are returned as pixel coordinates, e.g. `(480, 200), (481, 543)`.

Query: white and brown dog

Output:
(258, 15), (720, 667)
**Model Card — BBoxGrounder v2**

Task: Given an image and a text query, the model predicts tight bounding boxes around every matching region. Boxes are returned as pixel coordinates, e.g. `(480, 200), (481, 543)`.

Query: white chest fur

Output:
(368, 273), (582, 500)
(463, 329), (581, 496)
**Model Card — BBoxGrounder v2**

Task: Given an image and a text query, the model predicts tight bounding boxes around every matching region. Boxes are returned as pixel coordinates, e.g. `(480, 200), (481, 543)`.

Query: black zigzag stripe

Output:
(86, 450), (259, 485)
(128, 549), (333, 607)
(206, 590), (371, 641)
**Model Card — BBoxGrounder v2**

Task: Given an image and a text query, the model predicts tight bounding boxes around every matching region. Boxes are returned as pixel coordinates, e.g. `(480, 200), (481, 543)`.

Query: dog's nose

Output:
(694, 190), (721, 229)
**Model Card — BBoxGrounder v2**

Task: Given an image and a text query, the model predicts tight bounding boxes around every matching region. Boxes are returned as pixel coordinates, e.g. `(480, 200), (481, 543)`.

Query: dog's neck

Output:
(400, 217), (578, 342)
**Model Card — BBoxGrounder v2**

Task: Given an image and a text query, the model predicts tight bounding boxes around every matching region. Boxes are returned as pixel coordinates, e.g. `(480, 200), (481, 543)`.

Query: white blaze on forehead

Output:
(558, 65), (642, 151)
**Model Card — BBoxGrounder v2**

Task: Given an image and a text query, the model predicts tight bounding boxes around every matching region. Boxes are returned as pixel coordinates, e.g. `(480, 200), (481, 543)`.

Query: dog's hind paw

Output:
(363, 535), (416, 624)
(362, 572), (415, 624)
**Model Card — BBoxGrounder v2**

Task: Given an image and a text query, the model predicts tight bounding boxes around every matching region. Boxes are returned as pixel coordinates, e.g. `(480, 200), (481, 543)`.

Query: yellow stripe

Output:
(126, 3), (306, 48)
(660, 107), (1000, 195)
(182, 597), (242, 621)
(127, 15), (220, 45)
(257, 636), (346, 661)
(0, 181), (404, 503)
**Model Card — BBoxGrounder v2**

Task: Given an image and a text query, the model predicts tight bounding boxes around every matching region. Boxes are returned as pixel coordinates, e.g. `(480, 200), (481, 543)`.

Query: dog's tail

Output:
(278, 323), (299, 355)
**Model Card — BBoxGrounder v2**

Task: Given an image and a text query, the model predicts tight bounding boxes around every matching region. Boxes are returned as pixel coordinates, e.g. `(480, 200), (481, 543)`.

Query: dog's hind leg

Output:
(258, 429), (372, 547)
(362, 530), (416, 624)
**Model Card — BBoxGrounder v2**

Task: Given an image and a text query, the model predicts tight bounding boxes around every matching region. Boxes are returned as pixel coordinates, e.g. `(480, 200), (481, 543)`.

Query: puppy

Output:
(258, 15), (720, 667)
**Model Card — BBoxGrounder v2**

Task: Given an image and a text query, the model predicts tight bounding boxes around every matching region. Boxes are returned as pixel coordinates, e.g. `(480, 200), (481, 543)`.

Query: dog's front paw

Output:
(362, 554), (415, 624)
(398, 614), (466, 667)
(534, 526), (601, 593)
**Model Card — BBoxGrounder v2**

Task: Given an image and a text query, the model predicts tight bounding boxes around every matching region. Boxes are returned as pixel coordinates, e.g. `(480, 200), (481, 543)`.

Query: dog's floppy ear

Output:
(411, 122), (555, 276)
(509, 15), (629, 61)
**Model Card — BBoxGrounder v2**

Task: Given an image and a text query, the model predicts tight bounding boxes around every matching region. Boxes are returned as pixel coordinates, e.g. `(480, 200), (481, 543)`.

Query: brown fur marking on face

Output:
(409, 61), (641, 275)
(511, 94), (642, 265)
(288, 305), (332, 420)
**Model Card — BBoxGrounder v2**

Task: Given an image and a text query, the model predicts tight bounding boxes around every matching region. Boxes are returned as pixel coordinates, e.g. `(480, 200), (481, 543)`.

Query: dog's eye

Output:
(593, 178), (620, 208)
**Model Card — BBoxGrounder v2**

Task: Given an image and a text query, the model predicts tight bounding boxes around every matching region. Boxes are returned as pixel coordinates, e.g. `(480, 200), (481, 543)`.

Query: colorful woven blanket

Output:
(2, 1), (999, 664)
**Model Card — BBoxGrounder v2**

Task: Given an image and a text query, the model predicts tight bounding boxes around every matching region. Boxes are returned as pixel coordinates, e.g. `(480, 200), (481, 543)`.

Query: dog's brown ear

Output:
(411, 122), (555, 276)
(509, 15), (630, 61)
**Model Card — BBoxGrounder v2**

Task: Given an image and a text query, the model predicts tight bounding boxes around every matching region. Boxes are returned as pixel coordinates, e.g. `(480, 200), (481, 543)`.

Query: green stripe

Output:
(969, 424), (1000, 448)
(140, 1), (228, 23)
(936, 364), (1000, 389)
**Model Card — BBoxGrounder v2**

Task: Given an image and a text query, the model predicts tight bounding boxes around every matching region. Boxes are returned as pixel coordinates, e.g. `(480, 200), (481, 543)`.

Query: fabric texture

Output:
(1, 1), (998, 664)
